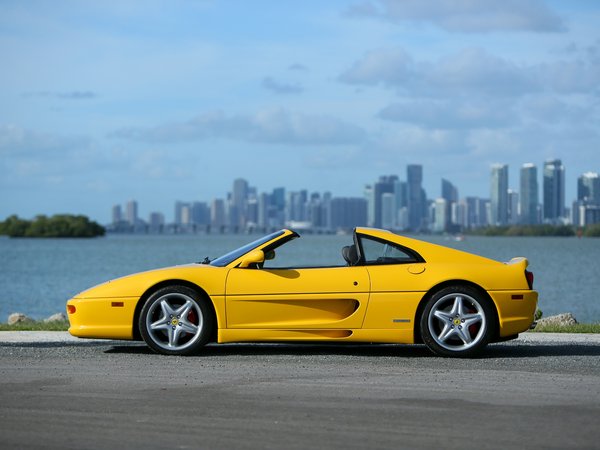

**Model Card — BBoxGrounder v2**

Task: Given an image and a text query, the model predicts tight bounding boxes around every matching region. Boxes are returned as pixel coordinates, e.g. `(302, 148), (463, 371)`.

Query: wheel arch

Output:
(132, 279), (218, 342)
(413, 279), (500, 344)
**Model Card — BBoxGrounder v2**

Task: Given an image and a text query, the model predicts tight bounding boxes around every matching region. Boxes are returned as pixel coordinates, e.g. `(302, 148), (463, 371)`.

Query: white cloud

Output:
(346, 0), (566, 33)
(430, 48), (537, 96)
(111, 109), (366, 146)
(340, 47), (538, 96)
(262, 77), (304, 94)
(0, 125), (89, 157)
(378, 98), (516, 129)
(537, 59), (600, 93)
(338, 47), (414, 87)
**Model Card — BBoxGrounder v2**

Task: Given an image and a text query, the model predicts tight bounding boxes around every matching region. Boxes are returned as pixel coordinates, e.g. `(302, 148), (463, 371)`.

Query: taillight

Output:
(525, 270), (534, 289)
(67, 304), (76, 314)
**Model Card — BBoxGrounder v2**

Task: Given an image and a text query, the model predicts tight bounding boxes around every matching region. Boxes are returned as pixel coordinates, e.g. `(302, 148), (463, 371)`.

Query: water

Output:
(1, 233), (599, 322)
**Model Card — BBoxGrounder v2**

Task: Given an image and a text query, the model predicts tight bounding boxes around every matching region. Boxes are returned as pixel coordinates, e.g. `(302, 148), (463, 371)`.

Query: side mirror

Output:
(238, 249), (265, 268)
(265, 250), (276, 261)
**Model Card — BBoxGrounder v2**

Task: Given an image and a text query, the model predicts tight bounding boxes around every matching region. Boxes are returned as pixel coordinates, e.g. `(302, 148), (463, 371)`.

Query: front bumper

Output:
(66, 296), (137, 340)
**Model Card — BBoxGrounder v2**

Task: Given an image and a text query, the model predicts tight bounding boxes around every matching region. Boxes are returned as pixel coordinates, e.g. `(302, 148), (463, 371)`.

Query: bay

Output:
(1, 233), (599, 322)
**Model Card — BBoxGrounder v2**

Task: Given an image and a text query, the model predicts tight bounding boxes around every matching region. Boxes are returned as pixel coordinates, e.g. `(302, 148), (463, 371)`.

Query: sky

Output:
(1, 0), (599, 224)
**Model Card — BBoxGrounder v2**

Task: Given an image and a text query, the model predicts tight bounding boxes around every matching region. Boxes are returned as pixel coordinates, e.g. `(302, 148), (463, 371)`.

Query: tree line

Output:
(467, 224), (600, 237)
(0, 215), (105, 238)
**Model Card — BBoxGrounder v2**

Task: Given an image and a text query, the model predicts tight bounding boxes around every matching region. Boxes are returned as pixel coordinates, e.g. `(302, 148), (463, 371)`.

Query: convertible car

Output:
(67, 228), (538, 357)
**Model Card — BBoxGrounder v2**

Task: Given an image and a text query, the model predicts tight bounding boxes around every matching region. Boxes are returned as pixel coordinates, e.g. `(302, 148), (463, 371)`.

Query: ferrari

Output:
(66, 228), (538, 357)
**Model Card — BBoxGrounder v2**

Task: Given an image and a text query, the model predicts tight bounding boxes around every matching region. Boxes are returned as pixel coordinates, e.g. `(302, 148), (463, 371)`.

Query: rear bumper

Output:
(488, 290), (538, 337)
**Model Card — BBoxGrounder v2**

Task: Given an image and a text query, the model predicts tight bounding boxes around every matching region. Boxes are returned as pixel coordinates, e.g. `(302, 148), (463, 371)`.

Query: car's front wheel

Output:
(420, 285), (496, 357)
(139, 285), (213, 355)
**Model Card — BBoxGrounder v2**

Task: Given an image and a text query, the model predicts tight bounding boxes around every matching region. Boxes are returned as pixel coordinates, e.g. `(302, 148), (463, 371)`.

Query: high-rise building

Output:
(230, 178), (249, 229)
(543, 159), (565, 223)
(441, 178), (458, 231)
(111, 204), (122, 225)
(174, 201), (188, 225)
(286, 190), (308, 223)
(307, 192), (324, 229)
(211, 199), (226, 230)
(508, 189), (519, 225)
(364, 185), (375, 227)
(490, 164), (508, 226)
(271, 187), (286, 228)
(381, 192), (396, 229)
(373, 175), (398, 228)
(125, 200), (138, 226)
(191, 202), (210, 226)
(407, 165), (425, 231)
(520, 163), (539, 225)
(463, 197), (488, 229)
(148, 212), (165, 232)
(433, 198), (447, 233)
(330, 197), (367, 231)
(578, 172), (600, 205)
(574, 172), (600, 226)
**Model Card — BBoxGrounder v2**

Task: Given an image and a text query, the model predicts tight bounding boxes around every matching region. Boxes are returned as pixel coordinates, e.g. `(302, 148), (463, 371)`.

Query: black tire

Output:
(420, 285), (496, 358)
(139, 285), (214, 356)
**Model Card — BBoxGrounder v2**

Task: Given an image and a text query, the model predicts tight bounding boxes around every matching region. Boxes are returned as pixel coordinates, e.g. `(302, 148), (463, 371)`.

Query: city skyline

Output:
(109, 159), (599, 233)
(1, 2), (599, 223)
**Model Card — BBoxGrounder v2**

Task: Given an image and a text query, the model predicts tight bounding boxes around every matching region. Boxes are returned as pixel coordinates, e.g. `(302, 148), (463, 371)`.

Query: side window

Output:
(261, 238), (345, 268)
(359, 236), (418, 265)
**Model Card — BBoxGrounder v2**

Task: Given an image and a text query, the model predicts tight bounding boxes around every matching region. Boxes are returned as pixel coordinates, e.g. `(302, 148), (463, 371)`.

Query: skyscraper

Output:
(508, 189), (519, 225)
(543, 159), (565, 223)
(578, 172), (600, 205)
(490, 164), (508, 226)
(519, 163), (539, 225)
(125, 200), (138, 226)
(373, 175), (398, 228)
(330, 197), (367, 231)
(407, 165), (425, 231)
(381, 192), (396, 229)
(230, 178), (249, 229)
(174, 201), (188, 225)
(211, 199), (226, 230)
(364, 184), (375, 227)
(441, 178), (458, 231)
(111, 204), (122, 225)
(574, 171), (600, 226)
(433, 198), (447, 233)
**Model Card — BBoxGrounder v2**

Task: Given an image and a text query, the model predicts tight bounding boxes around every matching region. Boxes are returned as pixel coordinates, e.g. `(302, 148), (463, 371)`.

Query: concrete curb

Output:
(1, 331), (600, 344)
(0, 331), (117, 344)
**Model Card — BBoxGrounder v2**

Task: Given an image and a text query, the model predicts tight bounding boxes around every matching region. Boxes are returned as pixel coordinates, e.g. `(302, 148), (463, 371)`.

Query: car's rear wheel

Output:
(139, 285), (213, 356)
(420, 285), (495, 357)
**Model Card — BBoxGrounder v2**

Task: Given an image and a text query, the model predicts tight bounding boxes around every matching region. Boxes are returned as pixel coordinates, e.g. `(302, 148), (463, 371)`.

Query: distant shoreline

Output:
(0, 214), (105, 238)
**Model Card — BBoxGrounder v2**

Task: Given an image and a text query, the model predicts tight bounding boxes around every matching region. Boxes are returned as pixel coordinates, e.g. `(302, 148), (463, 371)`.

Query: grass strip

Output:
(0, 321), (70, 331)
(529, 323), (600, 333)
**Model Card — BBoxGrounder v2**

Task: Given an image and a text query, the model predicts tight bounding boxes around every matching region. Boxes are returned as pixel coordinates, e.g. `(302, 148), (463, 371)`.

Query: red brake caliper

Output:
(187, 309), (198, 325)
(467, 305), (479, 336)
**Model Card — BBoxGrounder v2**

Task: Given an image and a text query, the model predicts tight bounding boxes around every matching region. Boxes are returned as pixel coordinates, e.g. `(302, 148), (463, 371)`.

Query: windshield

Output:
(209, 230), (285, 267)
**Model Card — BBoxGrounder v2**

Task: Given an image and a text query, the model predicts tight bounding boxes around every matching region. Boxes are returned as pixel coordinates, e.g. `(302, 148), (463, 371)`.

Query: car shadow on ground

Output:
(102, 341), (600, 358)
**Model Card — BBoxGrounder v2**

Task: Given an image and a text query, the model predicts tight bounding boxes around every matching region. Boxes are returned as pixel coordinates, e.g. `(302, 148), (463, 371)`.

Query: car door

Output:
(225, 266), (370, 329)
(356, 234), (427, 330)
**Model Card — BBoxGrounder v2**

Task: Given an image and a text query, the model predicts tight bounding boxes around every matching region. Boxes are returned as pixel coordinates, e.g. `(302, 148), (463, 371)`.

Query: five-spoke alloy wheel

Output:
(139, 285), (213, 355)
(420, 285), (495, 357)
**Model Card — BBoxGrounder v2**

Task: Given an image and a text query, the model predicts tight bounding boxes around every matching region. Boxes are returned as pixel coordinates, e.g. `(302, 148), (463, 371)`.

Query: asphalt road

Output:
(1, 333), (599, 449)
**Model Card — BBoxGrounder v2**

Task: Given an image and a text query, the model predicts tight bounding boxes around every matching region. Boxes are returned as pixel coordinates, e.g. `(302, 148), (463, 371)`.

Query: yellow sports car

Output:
(66, 228), (538, 357)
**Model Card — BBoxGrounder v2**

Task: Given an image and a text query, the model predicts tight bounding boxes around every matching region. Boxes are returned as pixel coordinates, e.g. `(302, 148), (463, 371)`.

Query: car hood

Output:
(72, 263), (226, 299)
